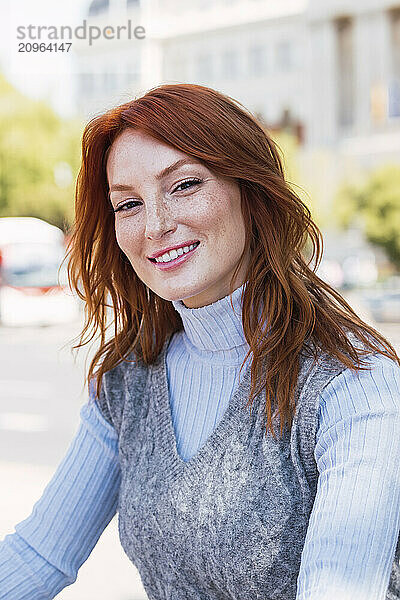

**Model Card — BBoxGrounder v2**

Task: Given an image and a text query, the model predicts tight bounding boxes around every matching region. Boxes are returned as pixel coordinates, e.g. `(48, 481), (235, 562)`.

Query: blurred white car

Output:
(0, 217), (81, 326)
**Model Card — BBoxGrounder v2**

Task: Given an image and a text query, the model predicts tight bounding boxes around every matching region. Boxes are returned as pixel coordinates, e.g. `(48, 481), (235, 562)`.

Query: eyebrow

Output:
(109, 158), (201, 193)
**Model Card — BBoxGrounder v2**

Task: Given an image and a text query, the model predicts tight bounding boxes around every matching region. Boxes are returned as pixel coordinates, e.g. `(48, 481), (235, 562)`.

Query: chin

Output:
(153, 283), (203, 304)
(147, 285), (188, 303)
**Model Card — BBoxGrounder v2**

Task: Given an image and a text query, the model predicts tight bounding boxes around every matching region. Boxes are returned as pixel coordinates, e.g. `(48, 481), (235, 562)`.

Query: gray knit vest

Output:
(96, 334), (400, 599)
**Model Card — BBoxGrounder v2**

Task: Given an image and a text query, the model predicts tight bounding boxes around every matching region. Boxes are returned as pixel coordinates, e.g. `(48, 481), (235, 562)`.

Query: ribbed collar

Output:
(171, 283), (248, 359)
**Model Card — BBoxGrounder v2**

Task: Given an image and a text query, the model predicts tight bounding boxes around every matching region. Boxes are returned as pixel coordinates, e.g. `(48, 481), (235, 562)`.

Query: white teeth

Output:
(154, 242), (198, 263)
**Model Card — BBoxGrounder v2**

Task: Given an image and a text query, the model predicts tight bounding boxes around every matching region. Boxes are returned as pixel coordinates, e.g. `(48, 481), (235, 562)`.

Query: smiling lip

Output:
(147, 240), (200, 260)
(149, 242), (200, 270)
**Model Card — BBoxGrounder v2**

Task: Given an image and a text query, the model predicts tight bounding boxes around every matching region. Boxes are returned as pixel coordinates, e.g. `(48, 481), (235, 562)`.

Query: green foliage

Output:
(0, 73), (82, 231)
(335, 165), (400, 268)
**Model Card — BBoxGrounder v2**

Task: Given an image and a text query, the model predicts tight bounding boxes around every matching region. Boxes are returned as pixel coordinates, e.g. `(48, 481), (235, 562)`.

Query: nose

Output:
(144, 200), (176, 240)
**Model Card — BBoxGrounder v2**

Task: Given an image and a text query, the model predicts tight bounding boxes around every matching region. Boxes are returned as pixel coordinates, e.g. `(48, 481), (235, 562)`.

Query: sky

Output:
(0, 0), (87, 117)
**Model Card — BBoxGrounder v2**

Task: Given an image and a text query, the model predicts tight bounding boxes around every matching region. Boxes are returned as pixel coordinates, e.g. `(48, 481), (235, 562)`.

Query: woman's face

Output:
(106, 128), (250, 308)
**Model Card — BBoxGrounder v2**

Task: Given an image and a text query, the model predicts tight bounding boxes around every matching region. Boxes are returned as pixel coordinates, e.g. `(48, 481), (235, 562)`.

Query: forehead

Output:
(106, 129), (191, 181)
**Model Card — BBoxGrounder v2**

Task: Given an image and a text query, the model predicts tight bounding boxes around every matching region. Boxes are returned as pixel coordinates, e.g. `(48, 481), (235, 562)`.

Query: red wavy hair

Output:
(66, 83), (399, 438)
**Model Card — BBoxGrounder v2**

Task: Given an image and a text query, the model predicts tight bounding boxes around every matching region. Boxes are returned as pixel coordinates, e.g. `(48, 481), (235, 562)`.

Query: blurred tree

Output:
(0, 73), (82, 231)
(335, 165), (400, 269)
(267, 129), (320, 225)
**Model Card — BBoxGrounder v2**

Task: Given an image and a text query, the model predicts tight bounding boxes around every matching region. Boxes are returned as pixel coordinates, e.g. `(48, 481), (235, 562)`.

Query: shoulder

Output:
(319, 352), (400, 412)
(90, 353), (150, 433)
(317, 352), (400, 443)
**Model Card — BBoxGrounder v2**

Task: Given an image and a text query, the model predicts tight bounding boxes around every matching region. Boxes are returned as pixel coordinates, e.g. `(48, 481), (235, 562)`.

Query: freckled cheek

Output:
(188, 194), (230, 228)
(182, 203), (212, 226)
(213, 212), (246, 259)
(115, 222), (142, 257)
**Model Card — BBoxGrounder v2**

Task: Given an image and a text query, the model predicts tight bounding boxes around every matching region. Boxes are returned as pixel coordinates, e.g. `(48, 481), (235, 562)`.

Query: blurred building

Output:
(73, 0), (400, 179)
(307, 0), (400, 169)
(74, 0), (308, 138)
(73, 0), (143, 117)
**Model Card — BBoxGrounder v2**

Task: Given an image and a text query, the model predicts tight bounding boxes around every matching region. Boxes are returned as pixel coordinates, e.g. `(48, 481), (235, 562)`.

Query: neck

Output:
(171, 283), (249, 362)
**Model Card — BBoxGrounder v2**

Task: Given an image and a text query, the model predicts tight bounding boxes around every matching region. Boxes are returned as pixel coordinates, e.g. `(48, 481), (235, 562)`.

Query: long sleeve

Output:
(0, 396), (121, 600)
(296, 353), (400, 600)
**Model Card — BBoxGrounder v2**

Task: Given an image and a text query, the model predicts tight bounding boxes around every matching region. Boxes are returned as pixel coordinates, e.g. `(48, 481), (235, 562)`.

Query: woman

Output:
(0, 83), (399, 600)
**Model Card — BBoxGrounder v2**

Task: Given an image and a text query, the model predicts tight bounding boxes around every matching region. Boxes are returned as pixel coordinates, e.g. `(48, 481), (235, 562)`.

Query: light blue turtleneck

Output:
(0, 282), (400, 599)
(168, 283), (251, 461)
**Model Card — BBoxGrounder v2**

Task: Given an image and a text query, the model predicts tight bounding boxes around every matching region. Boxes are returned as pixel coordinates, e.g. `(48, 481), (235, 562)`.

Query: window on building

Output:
(389, 8), (400, 118)
(276, 41), (293, 71)
(127, 0), (140, 7)
(196, 54), (213, 81)
(248, 45), (267, 76)
(221, 50), (238, 80)
(88, 0), (109, 17)
(335, 17), (355, 128)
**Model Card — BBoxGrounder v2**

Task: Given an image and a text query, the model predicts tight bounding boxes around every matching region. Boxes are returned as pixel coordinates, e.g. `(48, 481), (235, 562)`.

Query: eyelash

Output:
(113, 178), (203, 213)
(174, 178), (202, 193)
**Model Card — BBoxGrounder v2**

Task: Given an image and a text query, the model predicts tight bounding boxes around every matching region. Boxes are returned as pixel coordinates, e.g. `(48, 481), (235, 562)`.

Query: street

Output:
(0, 292), (399, 599)
(0, 318), (147, 600)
